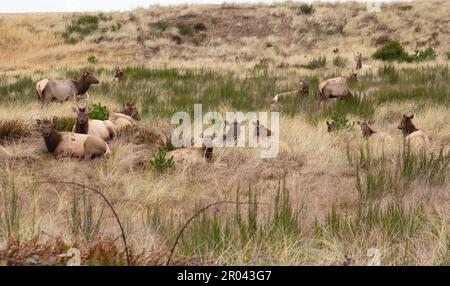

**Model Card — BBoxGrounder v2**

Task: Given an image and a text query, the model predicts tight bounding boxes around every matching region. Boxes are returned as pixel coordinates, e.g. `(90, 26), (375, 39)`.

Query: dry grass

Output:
(0, 1), (449, 266)
(1, 0), (449, 74)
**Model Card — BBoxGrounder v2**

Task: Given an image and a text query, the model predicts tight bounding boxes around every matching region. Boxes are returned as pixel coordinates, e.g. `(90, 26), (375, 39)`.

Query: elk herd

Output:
(30, 58), (430, 164)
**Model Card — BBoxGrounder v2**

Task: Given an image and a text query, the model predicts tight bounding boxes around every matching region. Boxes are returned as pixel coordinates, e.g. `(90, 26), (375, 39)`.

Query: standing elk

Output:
(36, 119), (111, 160)
(35, 72), (99, 106)
(72, 95), (117, 141)
(397, 114), (430, 146)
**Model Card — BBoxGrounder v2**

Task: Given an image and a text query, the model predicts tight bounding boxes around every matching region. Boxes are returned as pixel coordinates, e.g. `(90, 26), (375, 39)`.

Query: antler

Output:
(73, 92), (89, 109)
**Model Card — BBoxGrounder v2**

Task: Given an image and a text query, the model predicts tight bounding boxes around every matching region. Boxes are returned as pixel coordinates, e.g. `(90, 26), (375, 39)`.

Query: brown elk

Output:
(36, 72), (99, 106)
(165, 134), (215, 164)
(397, 114), (430, 146)
(319, 77), (352, 101)
(109, 102), (141, 130)
(36, 119), (111, 160)
(113, 67), (123, 81)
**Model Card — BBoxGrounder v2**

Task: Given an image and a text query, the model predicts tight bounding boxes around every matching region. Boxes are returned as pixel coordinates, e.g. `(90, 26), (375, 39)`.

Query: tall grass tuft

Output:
(0, 177), (22, 239)
(0, 120), (30, 144)
(69, 192), (104, 242)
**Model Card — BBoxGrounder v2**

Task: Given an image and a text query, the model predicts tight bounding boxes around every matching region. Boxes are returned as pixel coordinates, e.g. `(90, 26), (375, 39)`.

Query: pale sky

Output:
(0, 0), (409, 13)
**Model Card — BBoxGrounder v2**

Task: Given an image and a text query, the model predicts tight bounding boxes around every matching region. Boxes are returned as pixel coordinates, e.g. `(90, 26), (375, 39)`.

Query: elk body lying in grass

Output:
(319, 77), (352, 101)
(397, 114), (430, 147)
(36, 119), (111, 160)
(271, 80), (310, 107)
(252, 120), (291, 155)
(165, 135), (214, 164)
(72, 106), (117, 142)
(35, 72), (99, 106)
(356, 121), (393, 142)
(109, 103), (141, 130)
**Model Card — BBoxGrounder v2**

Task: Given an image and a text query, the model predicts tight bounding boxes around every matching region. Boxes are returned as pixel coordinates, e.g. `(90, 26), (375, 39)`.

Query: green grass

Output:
(52, 116), (76, 132)
(88, 103), (109, 120)
(178, 24), (194, 36)
(348, 143), (450, 202)
(332, 56), (346, 68)
(1, 65), (448, 125)
(150, 147), (174, 173)
(372, 41), (437, 63)
(306, 56), (327, 69)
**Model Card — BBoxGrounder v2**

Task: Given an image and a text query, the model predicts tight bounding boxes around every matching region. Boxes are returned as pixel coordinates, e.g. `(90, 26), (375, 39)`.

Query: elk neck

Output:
(403, 121), (419, 136)
(73, 77), (90, 95)
(75, 120), (89, 134)
(43, 129), (62, 153)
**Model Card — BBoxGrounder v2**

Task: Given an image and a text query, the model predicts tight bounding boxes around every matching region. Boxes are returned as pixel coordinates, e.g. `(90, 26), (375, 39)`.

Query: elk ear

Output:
(355, 121), (361, 125)
(326, 121), (331, 126)
(36, 119), (42, 126)
(409, 114), (414, 119)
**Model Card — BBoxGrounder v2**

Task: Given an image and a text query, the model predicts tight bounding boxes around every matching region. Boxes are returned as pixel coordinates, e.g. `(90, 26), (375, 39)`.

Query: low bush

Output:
(0, 120), (30, 144)
(150, 147), (174, 173)
(88, 103), (109, 120)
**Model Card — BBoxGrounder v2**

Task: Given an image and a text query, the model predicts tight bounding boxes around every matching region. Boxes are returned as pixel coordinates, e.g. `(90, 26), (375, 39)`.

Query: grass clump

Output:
(0, 120), (30, 144)
(69, 192), (104, 242)
(150, 147), (174, 173)
(88, 103), (109, 120)
(62, 15), (100, 44)
(52, 116), (76, 132)
(333, 56), (347, 67)
(299, 4), (314, 15)
(306, 56), (326, 69)
(87, 55), (99, 64)
(178, 24), (194, 36)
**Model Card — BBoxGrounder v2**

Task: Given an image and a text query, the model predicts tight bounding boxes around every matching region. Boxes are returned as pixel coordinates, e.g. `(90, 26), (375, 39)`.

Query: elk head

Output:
(122, 102), (141, 121)
(397, 114), (418, 136)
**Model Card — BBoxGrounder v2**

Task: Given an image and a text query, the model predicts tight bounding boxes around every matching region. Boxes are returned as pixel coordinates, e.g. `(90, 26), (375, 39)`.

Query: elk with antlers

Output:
(72, 94), (117, 141)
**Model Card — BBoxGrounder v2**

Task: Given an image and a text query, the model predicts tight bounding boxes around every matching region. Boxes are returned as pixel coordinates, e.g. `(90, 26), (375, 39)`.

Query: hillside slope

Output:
(0, 0), (449, 73)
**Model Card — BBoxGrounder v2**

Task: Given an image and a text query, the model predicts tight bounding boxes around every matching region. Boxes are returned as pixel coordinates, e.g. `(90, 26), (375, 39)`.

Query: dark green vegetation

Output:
(88, 103), (109, 120)
(150, 147), (175, 173)
(62, 14), (119, 44)
(372, 41), (437, 62)
(307, 56), (327, 69)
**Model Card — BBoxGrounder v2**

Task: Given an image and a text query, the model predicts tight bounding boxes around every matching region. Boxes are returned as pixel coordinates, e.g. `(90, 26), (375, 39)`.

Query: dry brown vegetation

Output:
(0, 1), (449, 266)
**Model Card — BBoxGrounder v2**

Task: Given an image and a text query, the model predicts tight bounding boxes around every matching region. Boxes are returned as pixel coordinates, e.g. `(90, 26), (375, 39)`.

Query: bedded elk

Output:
(319, 77), (352, 101)
(109, 102), (141, 130)
(355, 121), (392, 142)
(72, 95), (117, 141)
(397, 114), (430, 146)
(165, 134), (215, 164)
(36, 119), (111, 160)
(35, 72), (99, 106)
(271, 80), (310, 105)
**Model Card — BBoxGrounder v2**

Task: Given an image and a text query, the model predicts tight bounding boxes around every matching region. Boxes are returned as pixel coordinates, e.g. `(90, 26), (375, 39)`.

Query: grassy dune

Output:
(0, 1), (449, 266)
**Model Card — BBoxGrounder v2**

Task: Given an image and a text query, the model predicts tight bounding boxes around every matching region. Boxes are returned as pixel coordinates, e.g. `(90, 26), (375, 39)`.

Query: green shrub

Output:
(87, 55), (99, 64)
(447, 52), (450, 60)
(110, 23), (121, 32)
(0, 120), (30, 144)
(306, 56), (326, 69)
(88, 103), (109, 120)
(326, 113), (352, 132)
(150, 147), (174, 173)
(299, 4), (314, 14)
(372, 40), (410, 62)
(52, 116), (76, 132)
(156, 20), (168, 32)
(178, 24), (194, 36)
(413, 46), (437, 61)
